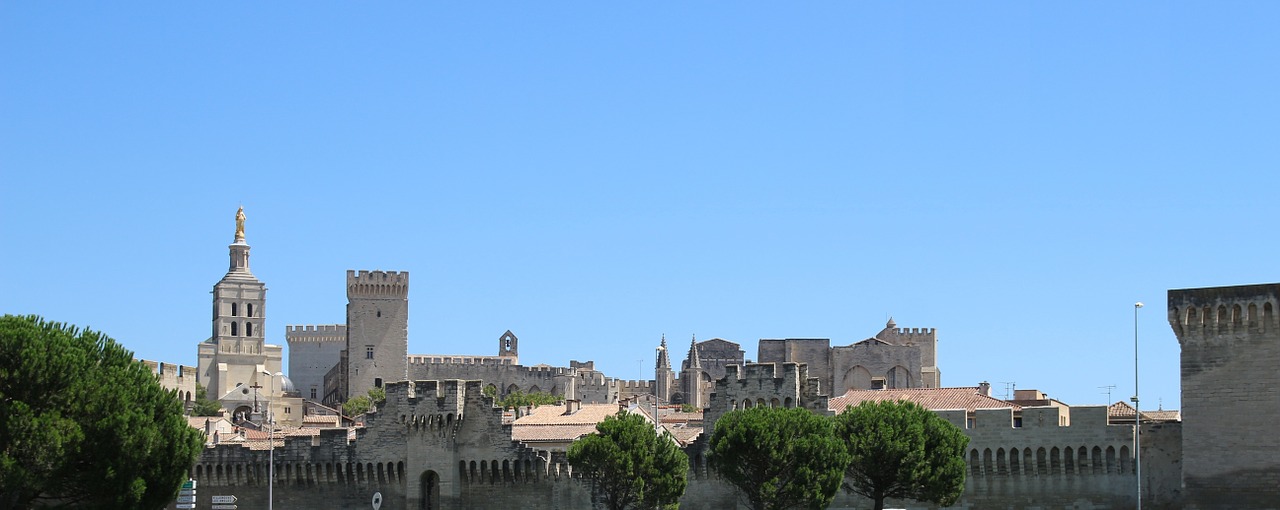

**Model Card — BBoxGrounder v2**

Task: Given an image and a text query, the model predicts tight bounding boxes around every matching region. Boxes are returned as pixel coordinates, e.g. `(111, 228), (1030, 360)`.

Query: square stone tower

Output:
(345, 270), (408, 398)
(1168, 283), (1280, 509)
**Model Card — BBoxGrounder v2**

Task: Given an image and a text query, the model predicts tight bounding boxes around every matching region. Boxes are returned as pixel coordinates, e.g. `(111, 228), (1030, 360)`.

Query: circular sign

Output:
(372, 492), (382, 510)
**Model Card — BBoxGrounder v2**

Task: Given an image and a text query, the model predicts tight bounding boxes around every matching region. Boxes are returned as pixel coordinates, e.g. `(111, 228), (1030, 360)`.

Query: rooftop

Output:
(829, 387), (1020, 413)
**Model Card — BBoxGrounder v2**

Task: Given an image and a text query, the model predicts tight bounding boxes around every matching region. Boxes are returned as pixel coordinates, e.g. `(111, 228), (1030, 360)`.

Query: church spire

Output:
(656, 334), (671, 370)
(687, 334), (701, 369)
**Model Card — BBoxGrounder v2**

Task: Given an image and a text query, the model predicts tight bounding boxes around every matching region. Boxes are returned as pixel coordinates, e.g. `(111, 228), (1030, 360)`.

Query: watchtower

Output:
(345, 270), (409, 399)
(1168, 283), (1280, 509)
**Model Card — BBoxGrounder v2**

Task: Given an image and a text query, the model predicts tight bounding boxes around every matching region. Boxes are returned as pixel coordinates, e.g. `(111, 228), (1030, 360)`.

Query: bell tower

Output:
(197, 207), (279, 401)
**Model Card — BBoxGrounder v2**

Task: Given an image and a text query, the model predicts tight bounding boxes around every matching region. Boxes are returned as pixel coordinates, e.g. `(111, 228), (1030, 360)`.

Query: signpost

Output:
(174, 479), (197, 509)
(212, 496), (238, 504)
(211, 505), (238, 510)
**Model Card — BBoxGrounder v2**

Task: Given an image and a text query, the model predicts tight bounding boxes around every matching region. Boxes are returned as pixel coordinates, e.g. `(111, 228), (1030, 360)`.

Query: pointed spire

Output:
(687, 334), (701, 369)
(656, 334), (670, 369)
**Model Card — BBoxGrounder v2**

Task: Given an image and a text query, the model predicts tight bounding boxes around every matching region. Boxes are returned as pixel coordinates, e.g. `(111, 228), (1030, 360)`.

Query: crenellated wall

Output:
(139, 359), (198, 408)
(286, 324), (346, 401)
(1168, 283), (1280, 509)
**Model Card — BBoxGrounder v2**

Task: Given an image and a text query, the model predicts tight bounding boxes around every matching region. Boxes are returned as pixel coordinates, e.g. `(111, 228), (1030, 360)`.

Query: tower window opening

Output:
(231, 303), (238, 317)
(231, 322), (238, 336)
(366, 346), (374, 359)
(246, 322), (253, 337)
(247, 303), (254, 317)
(375, 378), (383, 388)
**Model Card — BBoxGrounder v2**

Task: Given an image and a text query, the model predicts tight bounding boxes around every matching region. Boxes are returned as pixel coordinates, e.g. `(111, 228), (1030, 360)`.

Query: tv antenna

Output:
(998, 381), (1016, 400)
(1099, 384), (1116, 403)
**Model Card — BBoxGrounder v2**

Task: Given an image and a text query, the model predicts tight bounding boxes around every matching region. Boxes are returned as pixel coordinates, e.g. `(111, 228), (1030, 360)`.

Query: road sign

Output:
(212, 495), (238, 504)
(176, 495), (195, 504)
(181, 479), (197, 490)
(175, 504), (195, 509)
(211, 505), (238, 510)
(372, 491), (382, 510)
(178, 489), (196, 497)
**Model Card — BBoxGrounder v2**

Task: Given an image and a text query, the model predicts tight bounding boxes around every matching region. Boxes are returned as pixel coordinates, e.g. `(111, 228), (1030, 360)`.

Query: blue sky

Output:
(4, 3), (1278, 410)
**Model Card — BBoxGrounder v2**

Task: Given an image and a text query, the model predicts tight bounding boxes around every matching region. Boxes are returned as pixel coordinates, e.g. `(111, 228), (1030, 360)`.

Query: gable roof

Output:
(829, 387), (1019, 413)
(510, 403), (622, 444)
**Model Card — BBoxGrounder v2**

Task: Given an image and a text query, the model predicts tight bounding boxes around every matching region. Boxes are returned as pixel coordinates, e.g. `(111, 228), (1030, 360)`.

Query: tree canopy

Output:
(567, 412), (689, 510)
(0, 315), (205, 509)
(496, 390), (561, 410)
(190, 383), (222, 417)
(708, 406), (851, 510)
(834, 400), (969, 510)
(342, 386), (387, 417)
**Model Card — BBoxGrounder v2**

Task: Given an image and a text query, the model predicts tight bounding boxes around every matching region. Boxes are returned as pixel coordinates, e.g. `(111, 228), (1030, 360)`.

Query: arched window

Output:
(247, 303), (254, 317)
(231, 322), (238, 336)
(231, 302), (238, 317)
(246, 322), (253, 337)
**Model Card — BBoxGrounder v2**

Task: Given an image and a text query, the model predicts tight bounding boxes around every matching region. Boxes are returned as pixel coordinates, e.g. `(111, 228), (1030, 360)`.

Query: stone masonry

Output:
(1168, 283), (1280, 509)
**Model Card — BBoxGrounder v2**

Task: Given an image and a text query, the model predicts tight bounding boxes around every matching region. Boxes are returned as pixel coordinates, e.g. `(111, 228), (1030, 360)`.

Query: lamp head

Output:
(1135, 302), (1144, 308)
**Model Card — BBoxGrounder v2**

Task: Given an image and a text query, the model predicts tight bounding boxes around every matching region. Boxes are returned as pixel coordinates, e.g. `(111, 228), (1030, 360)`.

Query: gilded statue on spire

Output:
(235, 206), (246, 240)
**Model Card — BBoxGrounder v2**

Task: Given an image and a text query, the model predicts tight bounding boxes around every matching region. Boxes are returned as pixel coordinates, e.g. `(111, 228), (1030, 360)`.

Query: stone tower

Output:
(497, 330), (519, 363)
(654, 335), (674, 403)
(197, 207), (284, 402)
(1168, 283), (1280, 509)
(345, 270), (408, 398)
(681, 335), (705, 408)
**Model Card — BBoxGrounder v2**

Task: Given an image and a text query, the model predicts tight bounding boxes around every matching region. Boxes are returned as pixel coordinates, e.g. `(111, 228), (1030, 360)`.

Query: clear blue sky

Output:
(4, 3), (1278, 410)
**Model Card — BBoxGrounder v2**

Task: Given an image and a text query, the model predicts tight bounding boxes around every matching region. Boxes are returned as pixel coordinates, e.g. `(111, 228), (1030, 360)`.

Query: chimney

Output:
(564, 399), (581, 415)
(978, 381), (991, 397)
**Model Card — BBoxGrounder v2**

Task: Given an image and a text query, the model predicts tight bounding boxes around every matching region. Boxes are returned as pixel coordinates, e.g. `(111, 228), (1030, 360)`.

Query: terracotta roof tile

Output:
(829, 387), (1019, 413)
(512, 404), (621, 425)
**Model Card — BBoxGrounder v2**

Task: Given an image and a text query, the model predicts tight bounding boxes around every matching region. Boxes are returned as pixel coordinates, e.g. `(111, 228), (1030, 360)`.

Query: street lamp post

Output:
(260, 370), (279, 510)
(1132, 302), (1143, 510)
(654, 344), (665, 437)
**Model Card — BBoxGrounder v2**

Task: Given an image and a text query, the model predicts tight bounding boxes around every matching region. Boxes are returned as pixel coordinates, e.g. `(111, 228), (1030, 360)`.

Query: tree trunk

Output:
(874, 494), (885, 510)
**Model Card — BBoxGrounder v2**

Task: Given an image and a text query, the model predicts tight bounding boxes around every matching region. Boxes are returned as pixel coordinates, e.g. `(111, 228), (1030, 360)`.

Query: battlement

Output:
(409, 355), (518, 367)
(285, 324), (347, 342)
(890, 327), (936, 336)
(611, 379), (655, 389)
(138, 359), (196, 379)
(1168, 283), (1280, 343)
(723, 361), (809, 383)
(346, 270), (409, 298)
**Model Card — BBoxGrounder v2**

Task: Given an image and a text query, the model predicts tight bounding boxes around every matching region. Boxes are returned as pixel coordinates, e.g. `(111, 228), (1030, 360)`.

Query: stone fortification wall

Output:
(408, 356), (654, 404)
(1168, 283), (1280, 509)
(757, 338), (833, 394)
(285, 324), (345, 401)
(705, 362), (829, 426)
(830, 341), (921, 391)
(139, 359), (197, 404)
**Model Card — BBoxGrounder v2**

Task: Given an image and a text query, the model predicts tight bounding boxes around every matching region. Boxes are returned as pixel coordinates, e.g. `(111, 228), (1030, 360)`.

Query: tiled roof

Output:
(511, 403), (623, 443)
(512, 403), (621, 425)
(829, 387), (1020, 413)
(512, 424), (600, 443)
(1107, 401), (1181, 422)
(664, 425), (703, 446)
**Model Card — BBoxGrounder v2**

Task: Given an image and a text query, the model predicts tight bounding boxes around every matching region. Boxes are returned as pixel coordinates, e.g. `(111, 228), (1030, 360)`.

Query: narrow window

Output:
(246, 322), (253, 337)
(366, 346), (374, 359)
(231, 302), (238, 317)
(375, 378), (383, 388)
(247, 303), (254, 317)
(311, 388), (317, 399)
(231, 322), (238, 336)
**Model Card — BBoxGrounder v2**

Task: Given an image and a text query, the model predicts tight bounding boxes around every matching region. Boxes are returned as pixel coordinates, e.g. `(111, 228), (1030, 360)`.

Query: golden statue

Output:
(235, 206), (246, 240)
